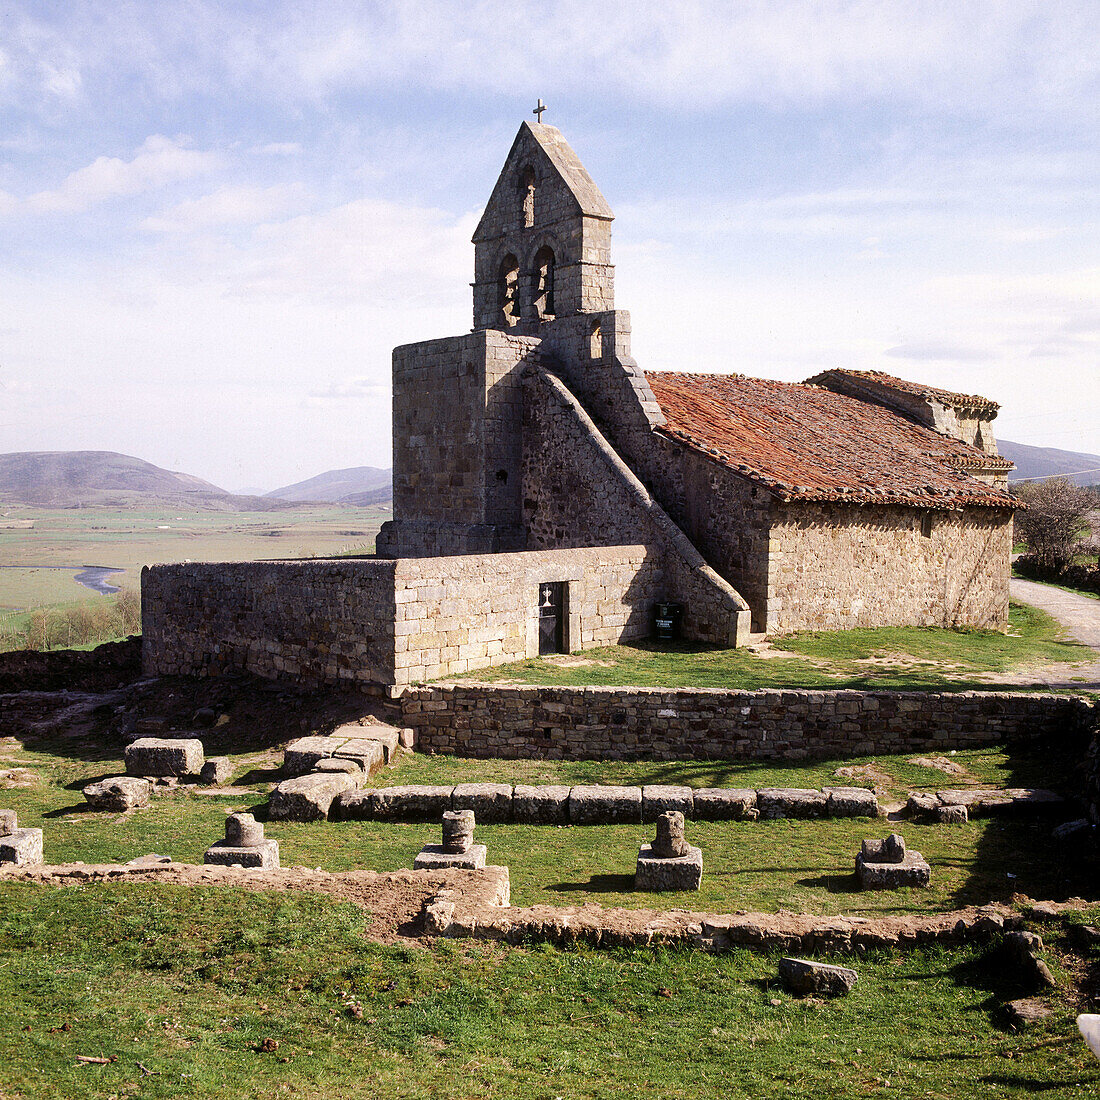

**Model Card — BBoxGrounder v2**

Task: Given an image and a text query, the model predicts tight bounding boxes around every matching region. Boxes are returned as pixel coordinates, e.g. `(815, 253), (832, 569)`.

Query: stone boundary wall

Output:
(142, 547), (673, 689)
(400, 685), (1095, 761)
(142, 559), (399, 686)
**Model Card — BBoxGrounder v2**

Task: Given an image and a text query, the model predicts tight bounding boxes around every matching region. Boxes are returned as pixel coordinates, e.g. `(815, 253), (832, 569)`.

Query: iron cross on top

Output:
(533, 99), (547, 123)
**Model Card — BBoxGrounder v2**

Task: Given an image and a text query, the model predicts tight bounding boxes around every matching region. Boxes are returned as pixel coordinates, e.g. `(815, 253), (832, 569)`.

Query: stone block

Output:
(824, 787), (879, 818)
(331, 789), (377, 820)
(512, 785), (570, 824)
(398, 727), (416, 750)
(82, 776), (151, 812)
(284, 734), (385, 777)
(199, 757), (234, 786)
(268, 772), (358, 821)
(856, 850), (931, 889)
(369, 786), (455, 822)
(0, 809), (17, 834)
(861, 834), (906, 863)
(414, 843), (487, 871)
(905, 793), (940, 821)
(635, 844), (702, 891)
(692, 788), (757, 821)
(778, 958), (857, 997)
(334, 737), (391, 772)
(124, 737), (204, 778)
(314, 757), (363, 776)
(442, 809), (475, 853)
(641, 785), (694, 822)
(568, 785), (642, 825)
(452, 783), (514, 823)
(283, 736), (333, 776)
(0, 827), (43, 866)
(935, 803), (969, 824)
(757, 788), (827, 819)
(225, 812), (264, 847)
(203, 839), (280, 869)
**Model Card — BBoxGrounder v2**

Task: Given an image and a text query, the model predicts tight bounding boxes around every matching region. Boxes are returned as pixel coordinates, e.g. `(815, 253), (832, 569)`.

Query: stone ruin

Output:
(414, 810), (487, 871)
(635, 810), (702, 891)
(203, 812), (280, 869)
(0, 809), (43, 867)
(125, 736), (205, 778)
(82, 776), (151, 812)
(855, 832), (930, 888)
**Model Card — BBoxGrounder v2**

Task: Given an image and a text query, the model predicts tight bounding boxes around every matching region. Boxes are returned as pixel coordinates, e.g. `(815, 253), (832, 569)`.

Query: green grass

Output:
(454, 603), (1094, 691)
(2, 733), (1093, 916)
(0, 883), (1097, 1099)
(0, 504), (389, 613)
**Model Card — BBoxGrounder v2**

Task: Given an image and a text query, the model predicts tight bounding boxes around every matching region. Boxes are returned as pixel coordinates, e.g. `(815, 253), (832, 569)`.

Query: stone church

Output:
(142, 119), (1016, 691)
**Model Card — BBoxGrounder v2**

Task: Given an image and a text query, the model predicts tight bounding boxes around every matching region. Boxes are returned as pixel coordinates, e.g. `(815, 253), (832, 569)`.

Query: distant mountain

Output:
(0, 451), (284, 510)
(265, 466), (392, 505)
(1000, 440), (1100, 487)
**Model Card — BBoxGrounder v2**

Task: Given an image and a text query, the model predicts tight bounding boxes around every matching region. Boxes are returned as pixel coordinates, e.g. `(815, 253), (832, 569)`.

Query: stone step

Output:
(327, 783), (880, 824)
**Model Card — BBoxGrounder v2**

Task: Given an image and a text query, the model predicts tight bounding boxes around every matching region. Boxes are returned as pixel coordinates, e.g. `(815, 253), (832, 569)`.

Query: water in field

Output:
(0, 564), (124, 596)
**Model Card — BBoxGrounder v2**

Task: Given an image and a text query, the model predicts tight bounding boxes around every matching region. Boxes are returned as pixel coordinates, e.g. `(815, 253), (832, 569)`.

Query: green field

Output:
(1, 883), (1097, 1100)
(454, 603), (1096, 692)
(0, 504), (388, 612)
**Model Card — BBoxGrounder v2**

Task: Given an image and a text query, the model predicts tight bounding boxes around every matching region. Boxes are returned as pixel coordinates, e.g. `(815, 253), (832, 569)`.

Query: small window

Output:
(498, 253), (519, 328)
(921, 512), (934, 538)
(533, 245), (555, 319)
(589, 318), (602, 360)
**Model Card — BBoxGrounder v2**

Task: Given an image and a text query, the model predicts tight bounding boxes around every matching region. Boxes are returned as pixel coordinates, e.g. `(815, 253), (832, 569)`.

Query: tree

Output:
(1012, 477), (1096, 570)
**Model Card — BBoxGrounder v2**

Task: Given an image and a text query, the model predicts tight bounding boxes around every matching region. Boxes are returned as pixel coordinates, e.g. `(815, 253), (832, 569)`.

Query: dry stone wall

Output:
(401, 684), (1093, 761)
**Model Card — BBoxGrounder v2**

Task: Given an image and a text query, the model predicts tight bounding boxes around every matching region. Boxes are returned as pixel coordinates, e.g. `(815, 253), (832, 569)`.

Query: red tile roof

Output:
(644, 371), (1015, 508)
(808, 368), (1000, 411)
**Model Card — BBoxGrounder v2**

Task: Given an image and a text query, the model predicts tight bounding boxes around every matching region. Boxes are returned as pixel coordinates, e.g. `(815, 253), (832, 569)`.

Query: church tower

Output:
(471, 121), (615, 332)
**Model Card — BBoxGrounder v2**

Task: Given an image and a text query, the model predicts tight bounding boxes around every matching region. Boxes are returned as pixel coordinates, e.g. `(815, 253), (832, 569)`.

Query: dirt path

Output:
(1007, 578), (1100, 690)
(1011, 577), (1100, 651)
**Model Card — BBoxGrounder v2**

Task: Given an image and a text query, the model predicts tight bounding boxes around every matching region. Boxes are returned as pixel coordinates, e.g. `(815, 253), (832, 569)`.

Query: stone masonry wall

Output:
(766, 502), (1014, 633)
(378, 329), (540, 557)
(142, 560), (399, 685)
(523, 368), (751, 645)
(402, 684), (1093, 761)
(391, 546), (661, 685)
(142, 547), (668, 690)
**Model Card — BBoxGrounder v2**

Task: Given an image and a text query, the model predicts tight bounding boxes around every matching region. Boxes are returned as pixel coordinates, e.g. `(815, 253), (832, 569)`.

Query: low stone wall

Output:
(142, 546), (671, 689)
(400, 685), (1095, 761)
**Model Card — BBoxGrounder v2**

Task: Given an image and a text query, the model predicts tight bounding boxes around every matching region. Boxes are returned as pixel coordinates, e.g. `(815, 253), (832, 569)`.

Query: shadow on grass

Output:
(235, 767), (283, 787)
(42, 802), (97, 818)
(547, 874), (636, 894)
(796, 871), (861, 893)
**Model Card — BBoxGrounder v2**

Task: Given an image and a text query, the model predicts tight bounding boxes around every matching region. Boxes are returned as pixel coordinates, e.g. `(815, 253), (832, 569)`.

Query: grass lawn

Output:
(0, 883), (1097, 1099)
(2, 731), (1093, 915)
(452, 603), (1095, 691)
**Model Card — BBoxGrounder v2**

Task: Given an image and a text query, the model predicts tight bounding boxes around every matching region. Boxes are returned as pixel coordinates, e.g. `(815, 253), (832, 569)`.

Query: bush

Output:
(1, 589), (142, 652)
(1012, 477), (1096, 570)
(1015, 554), (1100, 596)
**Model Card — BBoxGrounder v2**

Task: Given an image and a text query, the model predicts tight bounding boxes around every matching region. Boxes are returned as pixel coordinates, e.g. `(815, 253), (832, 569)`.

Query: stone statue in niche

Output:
(521, 166), (536, 228)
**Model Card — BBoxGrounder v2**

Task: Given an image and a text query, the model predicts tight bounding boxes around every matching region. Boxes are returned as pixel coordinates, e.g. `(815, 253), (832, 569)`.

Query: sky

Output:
(0, 1), (1097, 492)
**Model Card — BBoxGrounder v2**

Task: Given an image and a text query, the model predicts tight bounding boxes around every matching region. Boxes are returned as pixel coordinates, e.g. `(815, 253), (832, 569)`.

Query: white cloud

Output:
(24, 135), (221, 214)
(251, 142), (301, 156)
(142, 184), (306, 233)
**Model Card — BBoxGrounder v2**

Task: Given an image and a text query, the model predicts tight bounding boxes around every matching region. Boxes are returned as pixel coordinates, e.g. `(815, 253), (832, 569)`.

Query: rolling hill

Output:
(0, 451), (283, 510)
(1000, 440), (1100, 486)
(265, 466), (392, 505)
